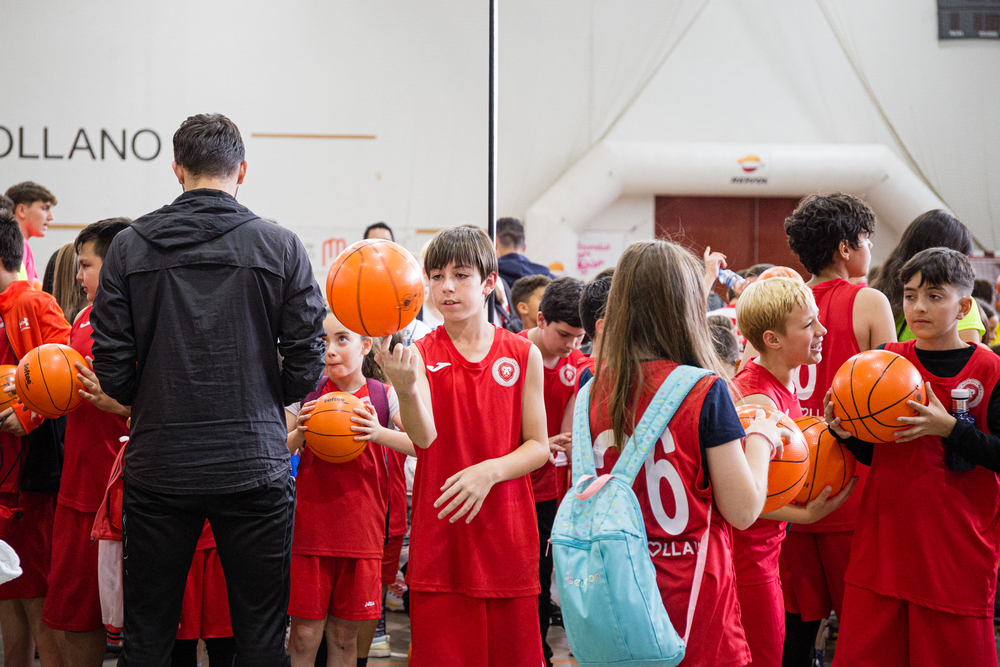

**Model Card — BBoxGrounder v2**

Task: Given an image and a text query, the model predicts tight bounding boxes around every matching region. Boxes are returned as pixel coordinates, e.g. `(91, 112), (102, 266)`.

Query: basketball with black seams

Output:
(326, 239), (424, 337)
(15, 344), (87, 418)
(0, 365), (17, 413)
(304, 392), (368, 463)
(736, 404), (809, 513)
(830, 349), (927, 443)
(793, 415), (856, 503)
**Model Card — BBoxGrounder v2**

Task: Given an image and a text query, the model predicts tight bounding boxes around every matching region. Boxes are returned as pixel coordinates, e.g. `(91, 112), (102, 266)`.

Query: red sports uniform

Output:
(732, 359), (803, 667)
(0, 281), (70, 601)
(178, 522), (233, 640)
(382, 447), (408, 585)
(43, 305), (129, 630)
(409, 326), (543, 667)
(592, 360), (750, 667)
(833, 341), (1000, 667)
(783, 279), (870, 622)
(289, 379), (389, 621)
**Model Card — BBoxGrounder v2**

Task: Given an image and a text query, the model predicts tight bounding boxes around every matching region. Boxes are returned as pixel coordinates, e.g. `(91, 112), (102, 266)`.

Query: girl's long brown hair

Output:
(592, 241), (730, 452)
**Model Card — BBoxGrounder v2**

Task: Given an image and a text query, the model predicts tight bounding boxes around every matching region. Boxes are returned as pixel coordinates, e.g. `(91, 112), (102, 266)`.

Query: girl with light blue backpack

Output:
(551, 241), (791, 667)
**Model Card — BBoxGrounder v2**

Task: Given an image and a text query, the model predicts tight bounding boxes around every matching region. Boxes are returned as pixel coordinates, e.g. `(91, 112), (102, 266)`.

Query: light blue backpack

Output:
(550, 366), (714, 667)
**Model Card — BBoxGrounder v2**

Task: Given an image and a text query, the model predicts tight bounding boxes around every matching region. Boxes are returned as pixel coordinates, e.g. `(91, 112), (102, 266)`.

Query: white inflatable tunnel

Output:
(525, 142), (946, 272)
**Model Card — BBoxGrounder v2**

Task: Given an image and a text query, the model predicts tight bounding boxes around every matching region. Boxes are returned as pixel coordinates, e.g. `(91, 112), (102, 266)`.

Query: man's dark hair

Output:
(363, 222), (394, 241)
(539, 276), (584, 328)
(511, 274), (551, 308)
(75, 218), (133, 260)
(5, 181), (57, 209)
(496, 217), (525, 251)
(0, 211), (25, 272)
(173, 114), (245, 178)
(972, 279), (994, 304)
(0, 195), (13, 214)
(899, 247), (975, 297)
(784, 193), (876, 275)
(579, 275), (612, 339)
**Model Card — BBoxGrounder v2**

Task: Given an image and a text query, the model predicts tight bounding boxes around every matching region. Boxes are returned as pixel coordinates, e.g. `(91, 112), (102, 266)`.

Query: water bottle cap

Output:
(951, 388), (971, 399)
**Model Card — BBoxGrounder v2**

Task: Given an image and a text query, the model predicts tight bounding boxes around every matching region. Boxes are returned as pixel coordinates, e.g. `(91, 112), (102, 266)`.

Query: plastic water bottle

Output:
(718, 268), (748, 292)
(945, 388), (976, 471)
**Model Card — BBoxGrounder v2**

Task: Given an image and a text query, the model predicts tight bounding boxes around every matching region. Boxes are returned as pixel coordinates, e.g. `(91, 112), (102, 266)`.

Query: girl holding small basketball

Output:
(285, 312), (413, 667)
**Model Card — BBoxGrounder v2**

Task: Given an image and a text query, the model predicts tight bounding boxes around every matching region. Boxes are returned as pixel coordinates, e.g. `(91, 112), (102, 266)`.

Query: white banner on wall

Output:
(577, 232), (626, 279)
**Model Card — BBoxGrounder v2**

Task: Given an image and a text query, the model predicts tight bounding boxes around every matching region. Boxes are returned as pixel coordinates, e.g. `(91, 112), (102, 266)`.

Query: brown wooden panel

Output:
(755, 197), (810, 278)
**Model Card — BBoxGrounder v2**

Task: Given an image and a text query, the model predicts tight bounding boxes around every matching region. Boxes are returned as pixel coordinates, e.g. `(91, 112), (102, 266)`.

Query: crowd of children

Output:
(0, 175), (999, 667)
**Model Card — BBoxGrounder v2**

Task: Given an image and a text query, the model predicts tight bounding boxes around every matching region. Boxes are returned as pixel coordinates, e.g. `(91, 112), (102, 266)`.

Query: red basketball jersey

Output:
(846, 340), (1000, 616)
(387, 448), (408, 538)
(518, 331), (582, 502)
(60, 306), (129, 512)
(293, 378), (389, 559)
(793, 278), (870, 533)
(591, 361), (750, 667)
(409, 326), (539, 597)
(732, 360), (802, 585)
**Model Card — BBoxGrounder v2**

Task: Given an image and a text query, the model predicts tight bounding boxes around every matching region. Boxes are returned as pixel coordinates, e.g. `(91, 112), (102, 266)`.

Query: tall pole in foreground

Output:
(487, 0), (498, 323)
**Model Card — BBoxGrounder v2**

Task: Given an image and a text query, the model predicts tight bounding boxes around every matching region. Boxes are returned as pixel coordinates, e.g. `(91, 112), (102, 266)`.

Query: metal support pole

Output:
(488, 0), (498, 323)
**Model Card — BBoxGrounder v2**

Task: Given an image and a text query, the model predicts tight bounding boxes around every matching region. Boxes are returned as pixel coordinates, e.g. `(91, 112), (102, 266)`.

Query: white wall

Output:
(1, 0), (996, 281)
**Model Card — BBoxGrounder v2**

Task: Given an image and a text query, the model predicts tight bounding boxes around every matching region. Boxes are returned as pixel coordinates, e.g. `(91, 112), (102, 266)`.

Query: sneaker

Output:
(549, 605), (563, 628)
(369, 634), (390, 658)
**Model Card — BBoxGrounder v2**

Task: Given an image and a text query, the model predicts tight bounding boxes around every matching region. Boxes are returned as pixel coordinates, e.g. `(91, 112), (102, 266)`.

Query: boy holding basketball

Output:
(0, 211), (71, 667)
(732, 278), (855, 667)
(380, 225), (549, 667)
(826, 248), (1000, 667)
(780, 193), (896, 665)
(42, 218), (132, 667)
(519, 276), (585, 666)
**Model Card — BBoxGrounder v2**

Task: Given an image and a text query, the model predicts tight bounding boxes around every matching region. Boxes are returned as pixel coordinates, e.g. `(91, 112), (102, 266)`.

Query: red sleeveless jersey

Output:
(517, 330), (582, 502)
(846, 341), (1000, 616)
(793, 278), (870, 533)
(293, 378), (389, 559)
(410, 326), (539, 597)
(732, 361), (801, 585)
(591, 361), (750, 667)
(61, 305), (129, 512)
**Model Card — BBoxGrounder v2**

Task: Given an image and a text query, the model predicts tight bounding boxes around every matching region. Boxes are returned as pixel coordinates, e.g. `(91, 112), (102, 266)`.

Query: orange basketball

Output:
(303, 392), (368, 463)
(15, 344), (86, 419)
(792, 416), (857, 503)
(326, 239), (424, 337)
(0, 365), (16, 413)
(757, 266), (804, 282)
(830, 350), (927, 443)
(736, 404), (810, 513)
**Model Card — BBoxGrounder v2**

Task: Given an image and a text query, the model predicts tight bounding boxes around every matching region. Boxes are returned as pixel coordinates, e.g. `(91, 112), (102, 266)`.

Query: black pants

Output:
(118, 475), (295, 667)
(536, 499), (557, 664)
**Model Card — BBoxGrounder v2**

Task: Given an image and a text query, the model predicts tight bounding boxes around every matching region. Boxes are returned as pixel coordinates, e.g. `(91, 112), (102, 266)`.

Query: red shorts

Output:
(288, 554), (381, 621)
(737, 579), (784, 667)
(409, 591), (544, 667)
(832, 584), (997, 667)
(42, 504), (102, 631)
(0, 491), (54, 601)
(779, 530), (852, 622)
(381, 535), (404, 586)
(177, 548), (233, 640)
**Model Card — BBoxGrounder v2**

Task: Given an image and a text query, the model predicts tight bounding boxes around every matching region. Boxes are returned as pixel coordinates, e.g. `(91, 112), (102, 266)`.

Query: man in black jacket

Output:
(91, 113), (326, 667)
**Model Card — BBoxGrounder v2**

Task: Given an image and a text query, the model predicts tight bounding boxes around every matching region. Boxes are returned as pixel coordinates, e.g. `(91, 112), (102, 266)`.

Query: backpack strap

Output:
(571, 380), (598, 485)
(303, 376), (329, 405)
(365, 378), (390, 429)
(609, 365), (713, 485)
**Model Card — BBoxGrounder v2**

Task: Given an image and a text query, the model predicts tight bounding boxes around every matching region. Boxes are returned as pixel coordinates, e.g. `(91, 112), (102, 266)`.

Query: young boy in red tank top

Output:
(379, 225), (549, 667)
(519, 276), (585, 666)
(779, 194), (897, 665)
(732, 278), (856, 667)
(827, 248), (1000, 667)
(41, 219), (132, 667)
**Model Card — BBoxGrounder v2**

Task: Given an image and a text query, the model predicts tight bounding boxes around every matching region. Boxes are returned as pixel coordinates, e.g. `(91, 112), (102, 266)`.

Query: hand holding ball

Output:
(737, 404), (809, 513)
(303, 392), (369, 463)
(829, 350), (927, 443)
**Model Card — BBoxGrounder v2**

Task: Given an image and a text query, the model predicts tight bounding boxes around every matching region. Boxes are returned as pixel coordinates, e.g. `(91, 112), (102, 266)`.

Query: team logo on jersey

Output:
(559, 363), (577, 387)
(426, 362), (451, 373)
(492, 357), (520, 387)
(18, 318), (29, 331)
(956, 378), (985, 409)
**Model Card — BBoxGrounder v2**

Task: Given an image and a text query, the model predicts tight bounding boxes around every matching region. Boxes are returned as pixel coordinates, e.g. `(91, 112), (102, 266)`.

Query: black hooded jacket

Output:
(91, 189), (326, 493)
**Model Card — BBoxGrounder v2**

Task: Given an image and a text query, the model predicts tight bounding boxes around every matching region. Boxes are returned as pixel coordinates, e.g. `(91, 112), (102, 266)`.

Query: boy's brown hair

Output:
(736, 277), (816, 352)
(424, 225), (498, 284)
(5, 181), (57, 209)
(899, 247), (975, 297)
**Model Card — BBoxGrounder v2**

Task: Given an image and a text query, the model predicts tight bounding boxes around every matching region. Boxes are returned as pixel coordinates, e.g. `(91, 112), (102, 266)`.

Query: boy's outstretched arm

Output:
(379, 337), (436, 448)
(434, 344), (549, 524)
